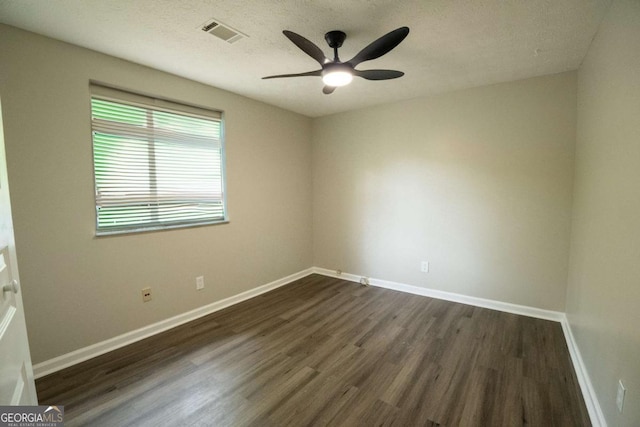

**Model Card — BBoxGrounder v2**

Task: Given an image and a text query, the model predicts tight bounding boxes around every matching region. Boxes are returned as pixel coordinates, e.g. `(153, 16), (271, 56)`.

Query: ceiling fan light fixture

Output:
(322, 70), (353, 87)
(322, 64), (353, 87)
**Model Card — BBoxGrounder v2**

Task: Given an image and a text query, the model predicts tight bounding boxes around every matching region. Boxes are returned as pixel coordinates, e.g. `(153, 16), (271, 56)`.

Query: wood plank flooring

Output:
(36, 274), (591, 426)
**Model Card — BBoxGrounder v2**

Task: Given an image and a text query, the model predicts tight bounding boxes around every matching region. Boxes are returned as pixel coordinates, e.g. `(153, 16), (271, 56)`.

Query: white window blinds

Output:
(90, 84), (226, 234)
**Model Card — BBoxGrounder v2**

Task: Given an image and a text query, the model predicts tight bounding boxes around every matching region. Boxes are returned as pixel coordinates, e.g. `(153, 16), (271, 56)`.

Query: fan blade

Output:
(347, 27), (409, 67)
(283, 30), (328, 66)
(354, 69), (405, 80)
(262, 70), (322, 79)
(323, 86), (336, 95)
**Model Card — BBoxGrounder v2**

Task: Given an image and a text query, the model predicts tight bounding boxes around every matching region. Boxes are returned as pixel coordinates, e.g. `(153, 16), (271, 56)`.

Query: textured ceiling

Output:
(0, 0), (610, 117)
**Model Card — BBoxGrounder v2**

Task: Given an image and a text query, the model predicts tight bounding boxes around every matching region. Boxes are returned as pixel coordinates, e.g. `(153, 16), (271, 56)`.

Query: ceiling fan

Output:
(263, 27), (410, 94)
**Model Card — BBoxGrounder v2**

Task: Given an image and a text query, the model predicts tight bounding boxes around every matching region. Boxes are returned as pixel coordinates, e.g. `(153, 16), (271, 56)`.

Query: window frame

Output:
(89, 83), (228, 236)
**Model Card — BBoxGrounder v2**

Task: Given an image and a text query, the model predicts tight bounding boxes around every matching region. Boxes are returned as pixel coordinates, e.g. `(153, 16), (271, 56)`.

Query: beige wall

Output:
(312, 72), (577, 310)
(0, 25), (313, 364)
(567, 0), (640, 425)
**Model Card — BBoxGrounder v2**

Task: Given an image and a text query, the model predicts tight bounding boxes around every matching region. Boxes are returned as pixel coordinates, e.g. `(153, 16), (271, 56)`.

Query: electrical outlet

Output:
(196, 276), (205, 290)
(142, 287), (152, 302)
(617, 380), (626, 413)
(421, 261), (429, 273)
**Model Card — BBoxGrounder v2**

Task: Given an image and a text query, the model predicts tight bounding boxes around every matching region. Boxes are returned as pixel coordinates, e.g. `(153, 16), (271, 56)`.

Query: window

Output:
(90, 84), (226, 235)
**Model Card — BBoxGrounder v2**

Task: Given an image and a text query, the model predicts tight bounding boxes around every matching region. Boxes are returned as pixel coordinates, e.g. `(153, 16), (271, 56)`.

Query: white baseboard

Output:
(33, 268), (314, 379)
(312, 267), (564, 321)
(560, 316), (607, 427)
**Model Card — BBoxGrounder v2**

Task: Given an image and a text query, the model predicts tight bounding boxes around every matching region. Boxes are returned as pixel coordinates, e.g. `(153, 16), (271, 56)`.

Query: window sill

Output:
(95, 219), (230, 237)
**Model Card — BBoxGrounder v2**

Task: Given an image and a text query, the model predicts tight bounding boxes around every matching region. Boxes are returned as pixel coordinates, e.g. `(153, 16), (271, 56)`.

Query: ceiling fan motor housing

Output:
(324, 30), (346, 49)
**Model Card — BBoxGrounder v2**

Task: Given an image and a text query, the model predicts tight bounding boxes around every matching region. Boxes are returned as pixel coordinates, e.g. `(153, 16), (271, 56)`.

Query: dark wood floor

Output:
(37, 274), (590, 426)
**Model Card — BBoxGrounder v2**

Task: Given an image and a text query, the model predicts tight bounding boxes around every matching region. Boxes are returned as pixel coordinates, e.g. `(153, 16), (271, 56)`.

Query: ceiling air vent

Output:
(200, 19), (246, 44)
